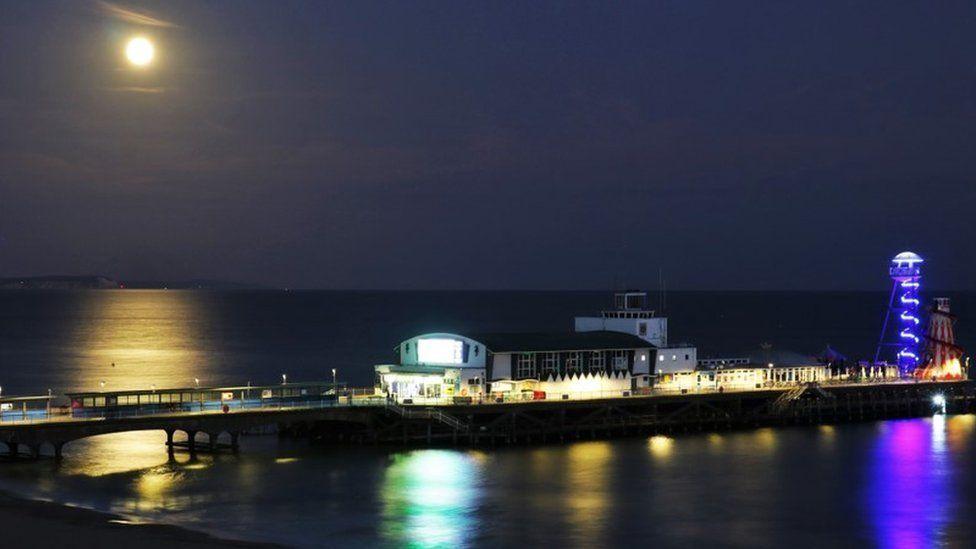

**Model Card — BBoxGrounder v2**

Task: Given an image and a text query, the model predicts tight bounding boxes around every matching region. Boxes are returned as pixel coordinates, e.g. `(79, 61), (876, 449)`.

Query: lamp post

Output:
(193, 378), (203, 411)
(332, 368), (337, 391)
(282, 373), (287, 385)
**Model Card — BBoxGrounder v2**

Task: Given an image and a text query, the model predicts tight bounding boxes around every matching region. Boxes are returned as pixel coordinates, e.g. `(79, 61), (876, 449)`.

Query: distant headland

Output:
(0, 276), (268, 290)
(0, 276), (120, 289)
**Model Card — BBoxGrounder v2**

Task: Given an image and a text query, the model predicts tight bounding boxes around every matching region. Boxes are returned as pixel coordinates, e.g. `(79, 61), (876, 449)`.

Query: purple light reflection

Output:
(865, 418), (953, 549)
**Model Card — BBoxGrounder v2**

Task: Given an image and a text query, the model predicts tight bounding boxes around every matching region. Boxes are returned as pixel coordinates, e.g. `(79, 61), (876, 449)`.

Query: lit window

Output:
(659, 355), (664, 362)
(565, 352), (581, 372)
(417, 338), (463, 364)
(590, 351), (605, 371)
(517, 353), (535, 379)
(641, 354), (647, 361)
(542, 352), (559, 376)
(672, 355), (677, 361)
(613, 350), (628, 371)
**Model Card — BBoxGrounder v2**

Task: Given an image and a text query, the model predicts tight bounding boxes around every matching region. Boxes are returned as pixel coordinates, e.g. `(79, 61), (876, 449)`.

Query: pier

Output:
(311, 379), (976, 445)
(0, 379), (973, 459)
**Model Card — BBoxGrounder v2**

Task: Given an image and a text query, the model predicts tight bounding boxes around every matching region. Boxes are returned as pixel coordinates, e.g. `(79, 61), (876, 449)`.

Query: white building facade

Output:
(575, 290), (698, 374)
(376, 331), (654, 403)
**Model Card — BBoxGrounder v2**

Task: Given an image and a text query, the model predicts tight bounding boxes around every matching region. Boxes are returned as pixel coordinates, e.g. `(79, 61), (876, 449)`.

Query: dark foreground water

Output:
(0, 290), (974, 548)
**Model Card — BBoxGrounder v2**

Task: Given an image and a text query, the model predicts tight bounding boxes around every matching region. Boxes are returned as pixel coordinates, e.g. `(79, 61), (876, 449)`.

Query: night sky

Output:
(2, 1), (974, 290)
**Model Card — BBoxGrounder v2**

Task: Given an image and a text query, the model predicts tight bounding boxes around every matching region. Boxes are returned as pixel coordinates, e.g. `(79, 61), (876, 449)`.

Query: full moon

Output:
(125, 37), (154, 66)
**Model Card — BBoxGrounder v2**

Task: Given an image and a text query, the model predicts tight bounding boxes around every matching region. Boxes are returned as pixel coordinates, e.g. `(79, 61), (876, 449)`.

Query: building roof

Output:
(467, 331), (652, 353)
(893, 251), (923, 264)
(378, 364), (451, 375)
(744, 348), (819, 367)
(0, 395), (55, 402)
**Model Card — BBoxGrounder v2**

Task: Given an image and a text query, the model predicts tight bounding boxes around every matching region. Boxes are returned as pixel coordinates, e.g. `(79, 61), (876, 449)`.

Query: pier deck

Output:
(0, 380), (972, 459)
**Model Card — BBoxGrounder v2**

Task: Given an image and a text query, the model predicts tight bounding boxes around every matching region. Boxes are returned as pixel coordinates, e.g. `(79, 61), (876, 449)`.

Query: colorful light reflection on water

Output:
(865, 415), (974, 549)
(379, 450), (484, 548)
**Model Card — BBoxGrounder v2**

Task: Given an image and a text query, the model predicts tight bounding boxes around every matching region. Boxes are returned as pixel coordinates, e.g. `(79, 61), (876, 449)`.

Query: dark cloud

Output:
(96, 1), (178, 28)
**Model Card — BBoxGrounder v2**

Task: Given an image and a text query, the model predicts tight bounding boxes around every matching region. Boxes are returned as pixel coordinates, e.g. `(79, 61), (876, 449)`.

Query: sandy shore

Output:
(0, 491), (283, 548)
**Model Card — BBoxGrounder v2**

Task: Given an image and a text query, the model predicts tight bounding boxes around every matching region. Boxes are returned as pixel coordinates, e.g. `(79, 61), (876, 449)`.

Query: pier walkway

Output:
(1, 379), (973, 459)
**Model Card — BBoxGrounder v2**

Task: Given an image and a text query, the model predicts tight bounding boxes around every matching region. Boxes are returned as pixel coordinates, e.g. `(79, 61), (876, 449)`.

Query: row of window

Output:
(515, 351), (631, 379)
(659, 353), (692, 362)
(77, 388), (313, 408)
(762, 368), (824, 382)
(79, 393), (211, 407)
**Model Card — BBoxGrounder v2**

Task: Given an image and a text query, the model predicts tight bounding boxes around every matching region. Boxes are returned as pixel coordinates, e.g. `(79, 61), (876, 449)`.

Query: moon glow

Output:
(125, 37), (154, 66)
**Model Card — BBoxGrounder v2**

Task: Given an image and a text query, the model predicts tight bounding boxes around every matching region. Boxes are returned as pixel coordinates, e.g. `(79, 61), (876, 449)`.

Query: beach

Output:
(0, 491), (279, 548)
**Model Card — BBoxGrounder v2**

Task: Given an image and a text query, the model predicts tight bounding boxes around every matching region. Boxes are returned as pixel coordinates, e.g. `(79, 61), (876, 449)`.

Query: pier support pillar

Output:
(186, 430), (197, 453)
(208, 433), (218, 452)
(7, 442), (18, 458)
(28, 445), (39, 460)
(164, 429), (174, 447)
(54, 442), (64, 461)
(230, 432), (240, 453)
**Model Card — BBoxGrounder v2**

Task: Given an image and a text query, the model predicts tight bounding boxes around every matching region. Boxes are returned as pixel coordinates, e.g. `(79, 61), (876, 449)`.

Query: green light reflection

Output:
(380, 450), (483, 548)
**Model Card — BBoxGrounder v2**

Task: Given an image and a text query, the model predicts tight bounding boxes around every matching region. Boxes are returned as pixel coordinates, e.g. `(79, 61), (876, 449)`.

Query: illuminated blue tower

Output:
(875, 251), (924, 375)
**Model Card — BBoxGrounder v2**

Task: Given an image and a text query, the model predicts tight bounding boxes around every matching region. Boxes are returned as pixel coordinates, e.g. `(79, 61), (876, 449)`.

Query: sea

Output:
(0, 290), (974, 548)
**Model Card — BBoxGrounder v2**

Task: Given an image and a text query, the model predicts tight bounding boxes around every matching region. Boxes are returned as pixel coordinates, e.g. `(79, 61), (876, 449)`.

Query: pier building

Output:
(66, 381), (339, 413)
(0, 394), (56, 422)
(375, 331), (654, 403)
(657, 364), (831, 393)
(575, 290), (697, 373)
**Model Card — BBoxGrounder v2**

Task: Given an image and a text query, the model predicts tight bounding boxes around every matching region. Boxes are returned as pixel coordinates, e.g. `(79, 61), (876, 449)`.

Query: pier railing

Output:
(0, 394), (386, 426)
(385, 402), (469, 431)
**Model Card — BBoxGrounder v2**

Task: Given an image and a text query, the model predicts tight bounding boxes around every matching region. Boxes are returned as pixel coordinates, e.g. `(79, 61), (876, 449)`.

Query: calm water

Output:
(0, 290), (974, 548)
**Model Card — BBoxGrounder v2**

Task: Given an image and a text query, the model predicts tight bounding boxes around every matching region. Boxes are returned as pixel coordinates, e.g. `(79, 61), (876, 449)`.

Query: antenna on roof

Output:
(663, 277), (667, 313)
(658, 268), (666, 313)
